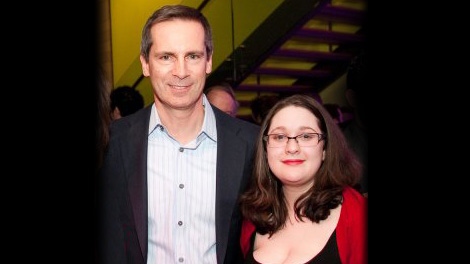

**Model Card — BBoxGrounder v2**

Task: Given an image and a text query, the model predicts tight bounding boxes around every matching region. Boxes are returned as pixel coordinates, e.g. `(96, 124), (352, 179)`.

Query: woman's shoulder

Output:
(340, 186), (367, 221)
(342, 186), (367, 205)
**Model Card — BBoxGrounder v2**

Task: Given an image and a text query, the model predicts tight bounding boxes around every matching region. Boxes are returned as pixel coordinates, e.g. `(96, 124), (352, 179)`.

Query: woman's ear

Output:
(322, 150), (326, 161)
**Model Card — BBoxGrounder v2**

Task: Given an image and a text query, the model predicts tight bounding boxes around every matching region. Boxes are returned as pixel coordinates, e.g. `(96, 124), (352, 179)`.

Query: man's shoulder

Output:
(214, 114), (260, 147)
(109, 107), (150, 136)
(233, 117), (260, 131)
(223, 115), (260, 134)
(214, 108), (259, 131)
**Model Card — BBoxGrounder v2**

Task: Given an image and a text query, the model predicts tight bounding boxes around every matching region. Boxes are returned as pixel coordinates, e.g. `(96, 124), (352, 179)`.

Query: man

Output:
(205, 82), (240, 117)
(110, 85), (145, 120)
(342, 50), (368, 196)
(98, 5), (259, 264)
(250, 94), (280, 125)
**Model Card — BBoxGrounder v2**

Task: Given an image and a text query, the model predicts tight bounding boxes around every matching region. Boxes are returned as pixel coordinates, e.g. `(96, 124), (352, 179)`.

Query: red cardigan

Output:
(240, 186), (368, 263)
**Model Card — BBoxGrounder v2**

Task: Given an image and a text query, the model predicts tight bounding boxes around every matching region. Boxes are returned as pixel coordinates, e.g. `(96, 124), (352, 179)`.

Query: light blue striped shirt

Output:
(147, 95), (218, 264)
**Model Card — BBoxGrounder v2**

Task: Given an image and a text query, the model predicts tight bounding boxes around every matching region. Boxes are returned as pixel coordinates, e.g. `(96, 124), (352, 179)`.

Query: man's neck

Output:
(155, 99), (205, 145)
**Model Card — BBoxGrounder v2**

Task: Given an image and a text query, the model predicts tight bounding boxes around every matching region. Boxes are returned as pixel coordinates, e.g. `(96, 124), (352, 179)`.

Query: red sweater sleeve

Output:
(336, 186), (368, 264)
(240, 218), (256, 258)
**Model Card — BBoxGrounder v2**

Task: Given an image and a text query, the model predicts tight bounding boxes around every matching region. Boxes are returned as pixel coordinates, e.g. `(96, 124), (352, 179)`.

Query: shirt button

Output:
(179, 184), (184, 189)
(178, 221), (183, 226)
(179, 147), (184, 152)
(178, 257), (184, 262)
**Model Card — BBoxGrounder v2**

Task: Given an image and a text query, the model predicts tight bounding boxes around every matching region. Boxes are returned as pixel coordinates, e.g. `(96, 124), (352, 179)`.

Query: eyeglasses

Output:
(263, 133), (325, 148)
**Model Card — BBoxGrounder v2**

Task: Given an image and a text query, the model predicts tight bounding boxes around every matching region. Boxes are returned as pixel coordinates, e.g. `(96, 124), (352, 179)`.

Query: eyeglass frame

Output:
(263, 132), (326, 148)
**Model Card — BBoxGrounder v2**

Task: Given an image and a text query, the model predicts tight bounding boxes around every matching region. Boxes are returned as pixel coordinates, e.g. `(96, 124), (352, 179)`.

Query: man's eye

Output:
(187, 54), (203, 60)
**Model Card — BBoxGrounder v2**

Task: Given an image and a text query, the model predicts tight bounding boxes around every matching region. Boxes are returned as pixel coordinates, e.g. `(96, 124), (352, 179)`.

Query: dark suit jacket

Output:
(97, 104), (260, 264)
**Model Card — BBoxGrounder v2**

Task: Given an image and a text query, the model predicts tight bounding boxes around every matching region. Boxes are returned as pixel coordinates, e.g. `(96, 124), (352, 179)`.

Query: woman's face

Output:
(266, 106), (325, 189)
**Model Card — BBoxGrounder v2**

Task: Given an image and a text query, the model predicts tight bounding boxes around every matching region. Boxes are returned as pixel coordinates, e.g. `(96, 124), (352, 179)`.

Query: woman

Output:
(96, 66), (112, 171)
(239, 94), (367, 264)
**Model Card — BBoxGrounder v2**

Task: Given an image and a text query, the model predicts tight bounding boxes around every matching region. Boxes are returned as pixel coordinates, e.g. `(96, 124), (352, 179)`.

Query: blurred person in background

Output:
(205, 82), (240, 117)
(110, 85), (144, 120)
(323, 103), (344, 126)
(96, 66), (111, 171)
(342, 50), (368, 196)
(250, 94), (280, 125)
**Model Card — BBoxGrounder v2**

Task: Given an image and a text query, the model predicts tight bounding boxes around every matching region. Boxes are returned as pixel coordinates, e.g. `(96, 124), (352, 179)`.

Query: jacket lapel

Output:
(214, 113), (249, 263)
(125, 106), (151, 260)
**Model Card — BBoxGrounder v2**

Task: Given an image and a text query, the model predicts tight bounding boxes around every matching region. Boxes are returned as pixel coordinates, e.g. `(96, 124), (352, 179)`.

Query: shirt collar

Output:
(148, 94), (217, 142)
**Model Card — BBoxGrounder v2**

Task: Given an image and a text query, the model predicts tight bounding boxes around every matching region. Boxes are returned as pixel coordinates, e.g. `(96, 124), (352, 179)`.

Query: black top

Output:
(244, 230), (341, 264)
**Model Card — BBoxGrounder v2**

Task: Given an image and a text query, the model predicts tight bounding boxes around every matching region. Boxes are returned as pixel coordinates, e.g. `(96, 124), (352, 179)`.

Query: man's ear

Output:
(205, 55), (213, 75)
(140, 55), (150, 77)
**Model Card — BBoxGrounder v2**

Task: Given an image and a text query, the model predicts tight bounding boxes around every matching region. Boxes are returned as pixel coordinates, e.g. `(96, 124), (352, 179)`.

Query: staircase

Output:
(205, 0), (368, 120)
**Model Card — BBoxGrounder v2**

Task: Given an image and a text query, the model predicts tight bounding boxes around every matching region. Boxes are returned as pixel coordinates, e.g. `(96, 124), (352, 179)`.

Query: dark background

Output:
(3, 1), (423, 262)
(4, 2), (98, 262)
